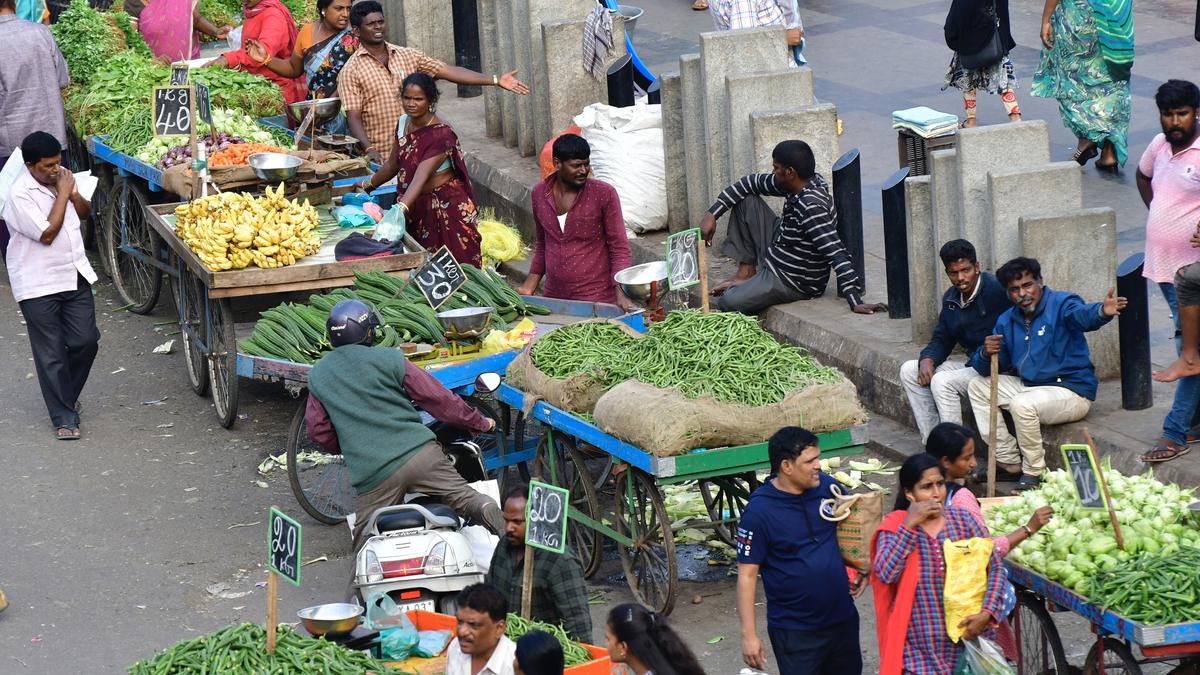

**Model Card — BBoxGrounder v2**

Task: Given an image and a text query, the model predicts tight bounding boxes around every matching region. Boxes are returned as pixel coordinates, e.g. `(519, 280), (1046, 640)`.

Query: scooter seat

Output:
(376, 503), (460, 532)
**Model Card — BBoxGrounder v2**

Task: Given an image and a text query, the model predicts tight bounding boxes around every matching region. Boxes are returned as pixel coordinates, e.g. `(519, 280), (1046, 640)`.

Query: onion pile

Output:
(156, 133), (246, 169)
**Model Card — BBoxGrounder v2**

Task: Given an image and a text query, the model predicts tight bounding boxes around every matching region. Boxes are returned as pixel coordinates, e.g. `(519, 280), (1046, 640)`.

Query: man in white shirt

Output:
(0, 131), (97, 440)
(445, 583), (517, 675)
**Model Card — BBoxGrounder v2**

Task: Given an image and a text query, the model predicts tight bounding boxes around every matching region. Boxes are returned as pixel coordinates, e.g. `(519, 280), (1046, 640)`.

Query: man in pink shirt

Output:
(0, 131), (98, 440)
(517, 134), (635, 311)
(1135, 80), (1200, 462)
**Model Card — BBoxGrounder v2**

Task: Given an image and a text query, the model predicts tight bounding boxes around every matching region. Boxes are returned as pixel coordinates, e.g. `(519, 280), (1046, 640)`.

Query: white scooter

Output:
(352, 374), (503, 615)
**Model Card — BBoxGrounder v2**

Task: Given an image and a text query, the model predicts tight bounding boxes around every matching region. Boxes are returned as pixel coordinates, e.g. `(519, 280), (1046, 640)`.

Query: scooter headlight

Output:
(424, 541), (447, 576)
(364, 549), (384, 583)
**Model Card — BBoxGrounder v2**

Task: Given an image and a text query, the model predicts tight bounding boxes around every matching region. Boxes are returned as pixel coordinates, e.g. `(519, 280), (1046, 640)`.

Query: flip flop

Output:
(56, 426), (80, 441)
(1141, 441), (1190, 463)
(691, 0), (708, 9)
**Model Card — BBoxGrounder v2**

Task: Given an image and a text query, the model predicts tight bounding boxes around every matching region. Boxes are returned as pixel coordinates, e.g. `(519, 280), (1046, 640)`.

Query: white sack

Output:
(573, 103), (667, 233)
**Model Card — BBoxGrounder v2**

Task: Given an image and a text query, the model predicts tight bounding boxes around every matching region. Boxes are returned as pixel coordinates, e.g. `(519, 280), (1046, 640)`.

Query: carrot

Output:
(209, 143), (288, 167)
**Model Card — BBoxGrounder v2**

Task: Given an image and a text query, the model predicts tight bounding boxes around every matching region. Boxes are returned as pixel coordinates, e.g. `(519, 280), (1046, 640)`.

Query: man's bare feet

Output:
(1154, 355), (1200, 382)
(711, 277), (741, 296)
(960, 118), (977, 128)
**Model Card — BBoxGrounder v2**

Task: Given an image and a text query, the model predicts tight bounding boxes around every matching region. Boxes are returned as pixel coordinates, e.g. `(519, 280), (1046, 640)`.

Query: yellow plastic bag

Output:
(943, 537), (994, 643)
(480, 318), (537, 354)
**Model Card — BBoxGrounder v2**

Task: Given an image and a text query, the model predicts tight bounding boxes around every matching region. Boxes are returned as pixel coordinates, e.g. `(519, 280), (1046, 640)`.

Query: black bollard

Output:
(646, 80), (661, 105)
(451, 0), (483, 98)
(833, 149), (865, 294)
(881, 167), (911, 319)
(607, 55), (635, 108)
(1117, 252), (1153, 410)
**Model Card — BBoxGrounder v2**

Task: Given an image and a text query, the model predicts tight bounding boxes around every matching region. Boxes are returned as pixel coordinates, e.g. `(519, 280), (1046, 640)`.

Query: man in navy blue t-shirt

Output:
(736, 427), (866, 674)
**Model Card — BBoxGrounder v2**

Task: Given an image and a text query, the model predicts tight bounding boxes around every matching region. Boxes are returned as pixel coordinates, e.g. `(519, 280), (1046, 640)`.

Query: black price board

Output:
(170, 63), (189, 86)
(525, 481), (569, 554)
(267, 507), (302, 586)
(1061, 443), (1107, 510)
(196, 82), (212, 127)
(666, 228), (701, 291)
(414, 245), (466, 309)
(153, 86), (194, 137)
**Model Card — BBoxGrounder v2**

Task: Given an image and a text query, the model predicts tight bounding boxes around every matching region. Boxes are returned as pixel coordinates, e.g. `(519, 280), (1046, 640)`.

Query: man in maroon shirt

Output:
(517, 134), (635, 310)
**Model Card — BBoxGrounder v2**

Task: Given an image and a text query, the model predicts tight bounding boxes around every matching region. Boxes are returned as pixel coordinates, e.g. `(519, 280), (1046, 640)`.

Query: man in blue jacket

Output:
(967, 257), (1126, 492)
(736, 427), (867, 674)
(900, 239), (1009, 442)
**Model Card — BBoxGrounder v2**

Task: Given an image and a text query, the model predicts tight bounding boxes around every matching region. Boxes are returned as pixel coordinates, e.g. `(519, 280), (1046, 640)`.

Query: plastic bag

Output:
(226, 25), (243, 50)
(0, 149), (24, 215)
(379, 614), (419, 661)
(413, 630), (453, 658)
(334, 204), (375, 229)
(365, 591), (409, 631)
(943, 537), (994, 642)
(962, 637), (1016, 675)
(573, 103), (666, 233)
(375, 204), (407, 243)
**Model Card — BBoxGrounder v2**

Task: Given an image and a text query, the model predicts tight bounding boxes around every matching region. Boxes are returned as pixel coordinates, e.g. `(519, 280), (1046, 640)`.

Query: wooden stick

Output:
(521, 544), (534, 619)
(987, 353), (999, 499)
(1084, 428), (1126, 550)
(188, 85), (199, 201)
(266, 572), (278, 653)
(698, 239), (710, 312)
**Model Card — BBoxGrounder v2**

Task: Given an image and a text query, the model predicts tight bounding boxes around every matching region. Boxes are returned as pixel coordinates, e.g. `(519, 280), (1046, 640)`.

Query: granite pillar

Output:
(679, 53), (708, 226)
(987, 161), (1082, 269)
(497, 0), (518, 147)
(922, 148), (960, 324)
(749, 104), (839, 183)
(395, 0), (455, 66)
(540, 18), (625, 148)
(477, 0), (502, 137)
(725, 68), (814, 182)
(905, 175), (937, 342)
(659, 70), (689, 232)
(526, 0), (597, 154)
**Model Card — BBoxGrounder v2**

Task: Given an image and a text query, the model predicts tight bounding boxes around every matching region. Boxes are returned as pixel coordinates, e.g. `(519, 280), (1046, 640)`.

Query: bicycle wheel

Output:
(104, 177), (162, 314)
(699, 473), (760, 547)
(1012, 592), (1070, 675)
(615, 469), (677, 615)
(536, 435), (603, 578)
(207, 296), (239, 428)
(1082, 637), (1141, 675)
(286, 394), (352, 525)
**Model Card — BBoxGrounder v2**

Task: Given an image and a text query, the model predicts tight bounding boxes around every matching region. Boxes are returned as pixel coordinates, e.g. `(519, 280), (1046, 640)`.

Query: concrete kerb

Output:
(725, 68), (815, 182)
(986, 161), (1082, 268)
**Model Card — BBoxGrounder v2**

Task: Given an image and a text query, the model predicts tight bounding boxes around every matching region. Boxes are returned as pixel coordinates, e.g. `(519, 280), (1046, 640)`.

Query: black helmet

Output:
(327, 299), (381, 347)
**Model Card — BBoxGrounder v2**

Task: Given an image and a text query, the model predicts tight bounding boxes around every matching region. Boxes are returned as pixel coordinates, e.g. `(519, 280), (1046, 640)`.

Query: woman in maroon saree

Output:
(359, 73), (481, 266)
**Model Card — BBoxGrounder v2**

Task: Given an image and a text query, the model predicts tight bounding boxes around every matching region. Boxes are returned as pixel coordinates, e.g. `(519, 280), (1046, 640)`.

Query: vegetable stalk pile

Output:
(504, 614), (591, 667)
(532, 310), (843, 406)
(127, 623), (409, 674)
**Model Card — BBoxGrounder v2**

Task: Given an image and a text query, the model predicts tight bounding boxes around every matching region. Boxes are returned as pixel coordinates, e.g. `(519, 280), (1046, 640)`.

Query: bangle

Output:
(259, 54), (271, 67)
(1022, 524), (1034, 536)
(398, 201), (410, 213)
(492, 74), (499, 86)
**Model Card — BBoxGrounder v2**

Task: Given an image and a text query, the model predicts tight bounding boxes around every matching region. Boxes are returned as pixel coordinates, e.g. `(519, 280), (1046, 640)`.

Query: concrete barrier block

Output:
(987, 161), (1082, 268)
(680, 53), (708, 226)
(955, 121), (1050, 267)
(527, 0), (597, 153)
(1019, 207), (1119, 379)
(700, 27), (789, 203)
(726, 68), (814, 183)
(905, 175), (937, 342)
(540, 18), (625, 149)
(749, 104), (839, 182)
(659, 70), (689, 233)
(497, 0), (518, 147)
(925, 148), (959, 332)
(477, 0), (502, 137)
(396, 0), (456, 66)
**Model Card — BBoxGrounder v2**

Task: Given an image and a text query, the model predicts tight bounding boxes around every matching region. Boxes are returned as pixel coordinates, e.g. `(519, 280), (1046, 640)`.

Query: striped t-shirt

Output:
(708, 173), (864, 307)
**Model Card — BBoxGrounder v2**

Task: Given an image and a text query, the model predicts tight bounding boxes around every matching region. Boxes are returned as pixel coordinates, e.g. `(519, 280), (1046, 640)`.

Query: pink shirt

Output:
(1, 167), (96, 302)
(949, 486), (1010, 557)
(1139, 132), (1200, 283)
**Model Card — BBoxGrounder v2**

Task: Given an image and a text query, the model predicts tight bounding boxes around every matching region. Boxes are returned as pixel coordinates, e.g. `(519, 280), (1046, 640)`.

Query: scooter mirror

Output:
(475, 372), (501, 394)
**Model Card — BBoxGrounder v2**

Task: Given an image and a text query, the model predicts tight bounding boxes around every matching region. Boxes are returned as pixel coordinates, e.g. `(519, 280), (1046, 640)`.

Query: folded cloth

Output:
(334, 232), (405, 260)
(583, 5), (614, 79)
(893, 120), (958, 138)
(892, 106), (959, 128)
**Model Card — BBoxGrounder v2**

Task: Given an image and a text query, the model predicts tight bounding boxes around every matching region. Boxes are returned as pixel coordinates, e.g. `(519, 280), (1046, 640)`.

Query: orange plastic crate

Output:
(405, 610), (611, 674)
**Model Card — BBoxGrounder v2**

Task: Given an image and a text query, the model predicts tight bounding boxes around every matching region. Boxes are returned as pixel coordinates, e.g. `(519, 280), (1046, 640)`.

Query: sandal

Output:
(691, 0), (708, 9)
(1072, 144), (1098, 165)
(55, 426), (80, 441)
(970, 465), (1022, 483)
(1141, 440), (1190, 463)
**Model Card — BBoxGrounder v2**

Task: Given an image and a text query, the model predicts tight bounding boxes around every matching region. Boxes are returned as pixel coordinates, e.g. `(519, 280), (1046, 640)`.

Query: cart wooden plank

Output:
(145, 202), (425, 296)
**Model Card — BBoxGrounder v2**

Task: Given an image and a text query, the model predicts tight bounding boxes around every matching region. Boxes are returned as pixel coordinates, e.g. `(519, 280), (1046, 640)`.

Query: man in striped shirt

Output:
(699, 140), (886, 315)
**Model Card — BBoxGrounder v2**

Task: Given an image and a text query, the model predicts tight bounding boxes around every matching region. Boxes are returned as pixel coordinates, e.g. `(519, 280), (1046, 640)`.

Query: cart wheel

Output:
(206, 296), (239, 428)
(1082, 637), (1141, 675)
(615, 470), (678, 615)
(698, 473), (760, 547)
(536, 435), (603, 579)
(88, 165), (113, 264)
(1012, 592), (1070, 675)
(506, 409), (540, 483)
(287, 394), (352, 525)
(105, 177), (163, 314)
(179, 268), (210, 397)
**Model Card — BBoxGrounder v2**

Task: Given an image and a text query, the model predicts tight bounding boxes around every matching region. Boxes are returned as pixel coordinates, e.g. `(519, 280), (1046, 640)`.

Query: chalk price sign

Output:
(525, 481), (569, 554)
(666, 228), (701, 291)
(267, 507), (302, 586)
(153, 86), (194, 137)
(414, 246), (467, 309)
(196, 82), (213, 127)
(1061, 444), (1108, 510)
(170, 63), (189, 86)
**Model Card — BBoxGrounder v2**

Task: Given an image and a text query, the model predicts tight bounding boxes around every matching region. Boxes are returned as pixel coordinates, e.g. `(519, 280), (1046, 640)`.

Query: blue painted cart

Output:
(1005, 561), (1200, 673)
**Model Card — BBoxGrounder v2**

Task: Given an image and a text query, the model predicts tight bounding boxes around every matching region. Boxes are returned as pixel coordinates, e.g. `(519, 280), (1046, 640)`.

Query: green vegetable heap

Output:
(127, 623), (410, 674)
(532, 310), (843, 406)
(51, 0), (123, 86)
(505, 613), (591, 667)
(987, 465), (1200, 624)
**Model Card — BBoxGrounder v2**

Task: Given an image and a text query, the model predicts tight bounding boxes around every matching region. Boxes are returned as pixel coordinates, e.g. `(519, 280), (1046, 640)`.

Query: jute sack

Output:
(504, 319), (641, 415)
(819, 484), (885, 574)
(591, 377), (868, 458)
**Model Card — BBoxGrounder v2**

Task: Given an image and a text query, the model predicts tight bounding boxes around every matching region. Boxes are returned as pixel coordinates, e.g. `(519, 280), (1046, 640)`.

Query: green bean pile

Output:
(531, 311), (843, 406)
(127, 623), (410, 674)
(1088, 547), (1200, 624)
(505, 614), (591, 666)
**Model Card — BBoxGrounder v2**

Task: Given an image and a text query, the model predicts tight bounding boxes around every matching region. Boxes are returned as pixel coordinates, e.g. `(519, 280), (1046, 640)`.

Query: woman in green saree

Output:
(1032, 0), (1132, 172)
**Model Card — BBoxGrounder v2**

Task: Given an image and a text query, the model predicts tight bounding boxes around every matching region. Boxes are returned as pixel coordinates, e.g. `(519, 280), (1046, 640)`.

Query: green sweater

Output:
(308, 345), (435, 493)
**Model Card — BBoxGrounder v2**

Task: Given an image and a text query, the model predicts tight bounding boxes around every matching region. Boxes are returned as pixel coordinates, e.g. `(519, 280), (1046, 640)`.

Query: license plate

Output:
(395, 599), (435, 613)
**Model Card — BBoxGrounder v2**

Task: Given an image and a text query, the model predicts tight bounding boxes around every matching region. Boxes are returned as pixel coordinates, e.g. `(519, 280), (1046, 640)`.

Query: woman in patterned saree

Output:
(359, 73), (482, 266)
(1033, 0), (1133, 172)
(245, 0), (356, 133)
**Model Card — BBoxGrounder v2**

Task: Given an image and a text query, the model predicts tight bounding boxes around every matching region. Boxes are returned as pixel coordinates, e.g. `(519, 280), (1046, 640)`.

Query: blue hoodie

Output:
(968, 287), (1112, 400)
(735, 474), (856, 631)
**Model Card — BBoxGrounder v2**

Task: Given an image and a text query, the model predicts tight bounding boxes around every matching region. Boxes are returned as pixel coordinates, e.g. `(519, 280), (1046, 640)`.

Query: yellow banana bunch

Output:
(173, 183), (322, 272)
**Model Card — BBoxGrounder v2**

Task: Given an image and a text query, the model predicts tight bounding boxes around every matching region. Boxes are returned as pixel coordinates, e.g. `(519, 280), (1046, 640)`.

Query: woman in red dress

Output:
(206, 0), (304, 106)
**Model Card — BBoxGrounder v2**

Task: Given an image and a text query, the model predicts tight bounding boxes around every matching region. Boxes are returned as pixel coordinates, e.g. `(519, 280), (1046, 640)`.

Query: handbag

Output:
(819, 483), (885, 574)
(958, 0), (1004, 70)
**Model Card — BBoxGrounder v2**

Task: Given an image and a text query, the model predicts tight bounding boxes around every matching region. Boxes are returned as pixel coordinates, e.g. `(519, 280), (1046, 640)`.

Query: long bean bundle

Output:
(1088, 547), (1200, 625)
(531, 310), (842, 406)
(504, 614), (591, 666)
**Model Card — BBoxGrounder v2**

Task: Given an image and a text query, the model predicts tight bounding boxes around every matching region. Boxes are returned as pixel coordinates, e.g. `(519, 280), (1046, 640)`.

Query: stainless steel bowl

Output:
(296, 603), (363, 637)
(248, 152), (302, 181)
(289, 97), (342, 124)
(614, 261), (668, 302)
(437, 306), (493, 338)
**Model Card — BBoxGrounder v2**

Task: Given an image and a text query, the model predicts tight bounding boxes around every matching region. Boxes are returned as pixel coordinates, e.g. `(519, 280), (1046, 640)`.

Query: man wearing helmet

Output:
(305, 299), (504, 549)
